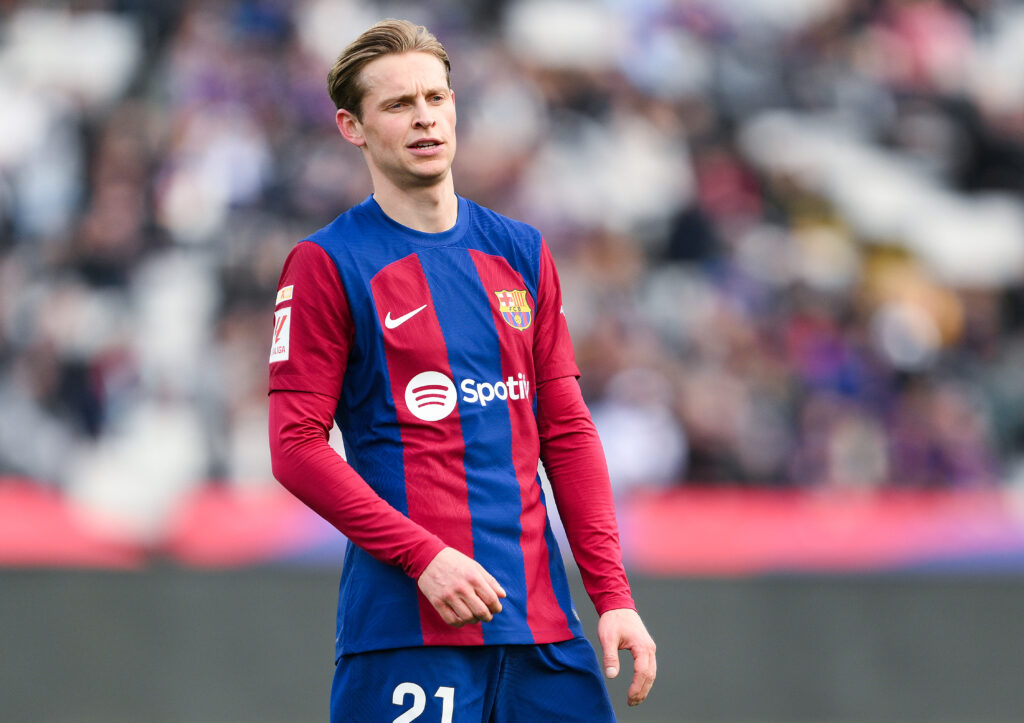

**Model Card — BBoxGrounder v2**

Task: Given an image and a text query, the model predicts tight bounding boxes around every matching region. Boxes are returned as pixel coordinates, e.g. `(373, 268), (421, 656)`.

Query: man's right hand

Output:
(417, 547), (506, 627)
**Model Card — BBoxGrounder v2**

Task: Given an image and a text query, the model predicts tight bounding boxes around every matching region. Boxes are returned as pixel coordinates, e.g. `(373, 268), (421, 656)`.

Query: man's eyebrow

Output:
(378, 88), (450, 107)
(378, 92), (411, 106)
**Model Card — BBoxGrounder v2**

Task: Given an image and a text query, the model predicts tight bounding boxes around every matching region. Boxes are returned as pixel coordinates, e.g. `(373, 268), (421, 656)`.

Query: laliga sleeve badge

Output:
(270, 307), (291, 362)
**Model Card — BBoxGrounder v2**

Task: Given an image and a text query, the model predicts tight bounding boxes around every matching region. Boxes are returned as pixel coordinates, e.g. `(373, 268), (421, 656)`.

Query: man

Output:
(268, 19), (656, 722)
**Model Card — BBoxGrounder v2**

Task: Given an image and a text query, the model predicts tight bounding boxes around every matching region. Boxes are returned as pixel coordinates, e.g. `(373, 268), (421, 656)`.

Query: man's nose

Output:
(412, 99), (436, 128)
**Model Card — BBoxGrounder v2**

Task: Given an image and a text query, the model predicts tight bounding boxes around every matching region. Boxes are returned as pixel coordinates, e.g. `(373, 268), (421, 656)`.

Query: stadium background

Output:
(2, 0), (1024, 720)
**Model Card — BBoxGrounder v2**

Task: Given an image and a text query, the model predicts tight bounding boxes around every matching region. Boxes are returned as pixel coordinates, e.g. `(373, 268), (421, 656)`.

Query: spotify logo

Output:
(404, 371), (457, 421)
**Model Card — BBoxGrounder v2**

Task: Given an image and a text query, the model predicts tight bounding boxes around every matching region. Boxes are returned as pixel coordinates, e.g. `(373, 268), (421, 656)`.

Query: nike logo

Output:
(384, 304), (428, 329)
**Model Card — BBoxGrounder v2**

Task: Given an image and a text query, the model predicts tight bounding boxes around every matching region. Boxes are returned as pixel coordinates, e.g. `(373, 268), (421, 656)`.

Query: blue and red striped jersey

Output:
(271, 195), (588, 656)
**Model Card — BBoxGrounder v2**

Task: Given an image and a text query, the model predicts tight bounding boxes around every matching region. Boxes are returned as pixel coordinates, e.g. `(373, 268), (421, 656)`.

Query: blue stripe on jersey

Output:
(540, 490), (582, 632)
(326, 250), (425, 656)
(530, 395), (583, 637)
(417, 247), (529, 644)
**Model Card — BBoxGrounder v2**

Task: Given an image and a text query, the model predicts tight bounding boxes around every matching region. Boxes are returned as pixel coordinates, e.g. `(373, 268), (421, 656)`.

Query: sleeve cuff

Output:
(594, 594), (638, 617)
(404, 536), (448, 580)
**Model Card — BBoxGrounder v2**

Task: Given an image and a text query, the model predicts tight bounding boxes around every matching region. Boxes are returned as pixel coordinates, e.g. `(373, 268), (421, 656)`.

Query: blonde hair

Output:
(327, 19), (451, 120)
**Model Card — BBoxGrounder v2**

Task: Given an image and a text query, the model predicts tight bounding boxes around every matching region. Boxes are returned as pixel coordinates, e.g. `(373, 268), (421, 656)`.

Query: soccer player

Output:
(268, 19), (656, 722)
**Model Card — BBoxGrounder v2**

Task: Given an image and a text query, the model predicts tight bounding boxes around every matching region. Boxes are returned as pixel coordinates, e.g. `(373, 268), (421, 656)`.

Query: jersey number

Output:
(392, 683), (455, 723)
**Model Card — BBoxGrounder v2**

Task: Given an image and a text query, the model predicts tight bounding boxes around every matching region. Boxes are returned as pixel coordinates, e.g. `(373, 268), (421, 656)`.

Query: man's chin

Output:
(406, 166), (453, 188)
(372, 159), (454, 192)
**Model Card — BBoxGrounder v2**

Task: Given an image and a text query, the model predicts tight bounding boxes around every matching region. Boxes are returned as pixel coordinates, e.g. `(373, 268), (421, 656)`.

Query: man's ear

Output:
(336, 108), (365, 147)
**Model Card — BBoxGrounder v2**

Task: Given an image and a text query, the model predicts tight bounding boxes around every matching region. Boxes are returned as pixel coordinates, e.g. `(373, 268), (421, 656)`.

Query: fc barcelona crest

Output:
(494, 289), (532, 331)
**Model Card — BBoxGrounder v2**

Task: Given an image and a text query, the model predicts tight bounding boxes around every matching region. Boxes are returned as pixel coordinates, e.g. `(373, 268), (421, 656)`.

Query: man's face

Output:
(339, 51), (456, 191)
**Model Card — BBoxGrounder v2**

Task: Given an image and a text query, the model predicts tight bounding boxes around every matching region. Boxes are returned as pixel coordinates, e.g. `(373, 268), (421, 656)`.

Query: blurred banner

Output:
(7, 478), (1024, 574)
(622, 486), (1024, 575)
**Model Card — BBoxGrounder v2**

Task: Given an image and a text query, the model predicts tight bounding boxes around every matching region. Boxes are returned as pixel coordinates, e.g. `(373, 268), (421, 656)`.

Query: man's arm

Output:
(536, 375), (657, 705)
(269, 388), (444, 577)
(269, 389), (506, 625)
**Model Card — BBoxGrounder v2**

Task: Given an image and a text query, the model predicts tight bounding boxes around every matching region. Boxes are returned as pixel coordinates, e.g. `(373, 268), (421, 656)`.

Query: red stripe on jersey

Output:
(371, 254), (484, 646)
(469, 249), (572, 641)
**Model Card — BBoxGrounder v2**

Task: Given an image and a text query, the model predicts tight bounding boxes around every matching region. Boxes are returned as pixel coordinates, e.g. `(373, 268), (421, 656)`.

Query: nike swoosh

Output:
(384, 304), (428, 329)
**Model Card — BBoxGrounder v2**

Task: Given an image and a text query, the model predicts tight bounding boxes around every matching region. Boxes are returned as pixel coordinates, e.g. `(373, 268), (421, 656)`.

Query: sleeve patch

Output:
(270, 307), (291, 363)
(276, 285), (294, 305)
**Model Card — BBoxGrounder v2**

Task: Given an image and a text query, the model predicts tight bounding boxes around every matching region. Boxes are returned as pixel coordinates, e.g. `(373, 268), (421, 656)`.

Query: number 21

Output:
(392, 682), (455, 723)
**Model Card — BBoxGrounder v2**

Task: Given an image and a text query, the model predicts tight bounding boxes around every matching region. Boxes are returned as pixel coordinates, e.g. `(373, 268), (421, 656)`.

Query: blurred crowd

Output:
(1, 0), (1023, 537)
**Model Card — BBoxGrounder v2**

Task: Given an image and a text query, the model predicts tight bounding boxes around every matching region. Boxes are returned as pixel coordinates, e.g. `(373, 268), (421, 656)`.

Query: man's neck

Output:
(371, 178), (458, 234)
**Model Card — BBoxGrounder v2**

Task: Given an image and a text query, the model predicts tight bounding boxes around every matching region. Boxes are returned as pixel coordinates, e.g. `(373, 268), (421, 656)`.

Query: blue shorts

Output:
(330, 637), (616, 722)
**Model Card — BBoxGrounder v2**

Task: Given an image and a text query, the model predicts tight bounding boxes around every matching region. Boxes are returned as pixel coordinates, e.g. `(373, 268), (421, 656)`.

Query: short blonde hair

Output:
(327, 19), (451, 120)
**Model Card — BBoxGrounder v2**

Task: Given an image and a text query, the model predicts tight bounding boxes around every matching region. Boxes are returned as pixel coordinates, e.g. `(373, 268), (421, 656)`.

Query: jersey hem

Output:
(338, 628), (583, 658)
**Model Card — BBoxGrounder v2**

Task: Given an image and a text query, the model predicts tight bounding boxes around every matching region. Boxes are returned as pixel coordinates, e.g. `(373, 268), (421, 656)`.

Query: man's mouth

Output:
(409, 140), (441, 149)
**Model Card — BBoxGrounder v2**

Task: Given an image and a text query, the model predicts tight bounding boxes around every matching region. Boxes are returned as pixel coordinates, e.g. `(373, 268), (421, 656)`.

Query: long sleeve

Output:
(269, 388), (446, 578)
(267, 240), (445, 579)
(537, 375), (636, 615)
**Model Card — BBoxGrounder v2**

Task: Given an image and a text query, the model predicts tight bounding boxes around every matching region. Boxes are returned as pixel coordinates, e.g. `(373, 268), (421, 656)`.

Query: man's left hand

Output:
(597, 608), (657, 706)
